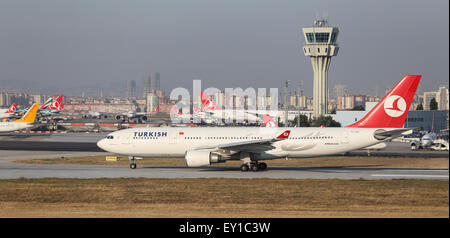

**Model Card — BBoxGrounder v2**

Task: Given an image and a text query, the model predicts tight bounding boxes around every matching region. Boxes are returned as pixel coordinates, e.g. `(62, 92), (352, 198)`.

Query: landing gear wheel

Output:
(240, 164), (249, 172)
(251, 164), (259, 172)
(130, 163), (137, 169)
(258, 162), (267, 170)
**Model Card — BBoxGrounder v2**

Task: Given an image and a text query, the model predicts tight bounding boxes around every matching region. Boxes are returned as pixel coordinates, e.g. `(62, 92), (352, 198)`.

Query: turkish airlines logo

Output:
(384, 95), (406, 117)
(8, 105), (16, 113)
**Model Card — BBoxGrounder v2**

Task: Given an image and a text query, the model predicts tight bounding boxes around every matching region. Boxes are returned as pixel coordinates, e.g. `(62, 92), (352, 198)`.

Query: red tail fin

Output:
(347, 75), (421, 128)
(6, 102), (17, 113)
(200, 92), (219, 111)
(47, 95), (64, 111)
(171, 105), (182, 115)
(151, 105), (160, 113)
(263, 114), (278, 128)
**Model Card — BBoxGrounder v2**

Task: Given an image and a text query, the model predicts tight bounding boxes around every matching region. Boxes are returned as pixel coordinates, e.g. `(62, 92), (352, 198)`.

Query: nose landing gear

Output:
(129, 156), (137, 169)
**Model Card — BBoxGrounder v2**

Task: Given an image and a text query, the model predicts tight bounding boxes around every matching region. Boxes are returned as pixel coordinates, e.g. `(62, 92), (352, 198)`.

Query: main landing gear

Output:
(240, 162), (267, 172)
(129, 156), (137, 169)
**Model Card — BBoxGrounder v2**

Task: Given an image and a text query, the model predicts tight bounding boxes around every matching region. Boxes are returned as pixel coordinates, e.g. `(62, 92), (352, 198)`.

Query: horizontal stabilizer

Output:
(374, 128), (413, 140)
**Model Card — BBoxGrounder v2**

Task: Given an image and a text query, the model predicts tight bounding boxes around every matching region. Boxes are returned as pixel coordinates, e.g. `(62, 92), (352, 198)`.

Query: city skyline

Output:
(0, 0), (448, 97)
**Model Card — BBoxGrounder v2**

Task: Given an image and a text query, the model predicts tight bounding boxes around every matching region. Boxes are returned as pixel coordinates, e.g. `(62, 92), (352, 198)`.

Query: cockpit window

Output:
(106, 136), (114, 139)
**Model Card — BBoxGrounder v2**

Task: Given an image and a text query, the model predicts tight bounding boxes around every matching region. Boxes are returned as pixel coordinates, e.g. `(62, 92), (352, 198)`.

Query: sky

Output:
(0, 0), (448, 97)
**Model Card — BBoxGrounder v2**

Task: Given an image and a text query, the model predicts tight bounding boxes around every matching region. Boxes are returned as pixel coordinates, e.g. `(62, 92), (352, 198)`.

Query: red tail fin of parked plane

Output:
(200, 92), (220, 111)
(347, 75), (421, 128)
(171, 105), (183, 115)
(5, 102), (17, 113)
(263, 114), (278, 128)
(46, 95), (64, 111)
(151, 105), (160, 114)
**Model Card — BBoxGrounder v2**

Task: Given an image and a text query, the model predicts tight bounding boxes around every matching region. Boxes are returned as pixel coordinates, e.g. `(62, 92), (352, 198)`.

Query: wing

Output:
(195, 130), (290, 154)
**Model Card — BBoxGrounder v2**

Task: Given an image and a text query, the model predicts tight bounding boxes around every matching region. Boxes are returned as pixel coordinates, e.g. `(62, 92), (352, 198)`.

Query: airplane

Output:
(408, 131), (448, 151)
(97, 75), (421, 171)
(115, 105), (160, 123)
(0, 103), (18, 119)
(83, 111), (108, 119)
(15, 95), (64, 117)
(199, 92), (273, 124)
(0, 103), (39, 132)
(39, 95), (64, 116)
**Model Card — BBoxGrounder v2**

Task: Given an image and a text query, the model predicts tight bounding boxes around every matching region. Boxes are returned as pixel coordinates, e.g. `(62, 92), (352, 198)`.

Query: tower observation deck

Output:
(302, 19), (339, 118)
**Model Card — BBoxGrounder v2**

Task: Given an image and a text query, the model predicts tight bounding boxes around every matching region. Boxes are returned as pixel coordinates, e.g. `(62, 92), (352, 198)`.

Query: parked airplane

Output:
(39, 95), (64, 116)
(83, 111), (108, 119)
(0, 103), (39, 132)
(0, 103), (18, 119)
(16, 95), (64, 117)
(97, 75), (421, 171)
(199, 92), (279, 123)
(115, 106), (160, 123)
(408, 131), (448, 151)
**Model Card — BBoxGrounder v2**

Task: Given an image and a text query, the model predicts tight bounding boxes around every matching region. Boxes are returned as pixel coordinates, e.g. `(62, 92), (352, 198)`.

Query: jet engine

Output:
(140, 115), (147, 122)
(185, 150), (225, 167)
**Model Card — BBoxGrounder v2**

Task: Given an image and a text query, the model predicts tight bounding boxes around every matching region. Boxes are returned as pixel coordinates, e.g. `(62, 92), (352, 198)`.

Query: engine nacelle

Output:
(185, 150), (225, 167)
(140, 115), (147, 122)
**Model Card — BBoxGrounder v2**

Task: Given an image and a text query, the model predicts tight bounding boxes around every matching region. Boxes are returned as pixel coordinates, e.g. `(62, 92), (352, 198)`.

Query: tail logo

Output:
(384, 95), (406, 117)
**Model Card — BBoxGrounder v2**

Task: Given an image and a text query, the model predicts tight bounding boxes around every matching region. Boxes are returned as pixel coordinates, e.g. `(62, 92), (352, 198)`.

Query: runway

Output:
(0, 162), (447, 180)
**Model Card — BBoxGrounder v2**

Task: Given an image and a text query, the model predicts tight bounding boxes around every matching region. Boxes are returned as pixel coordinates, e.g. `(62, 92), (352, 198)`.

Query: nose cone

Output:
(97, 139), (107, 151)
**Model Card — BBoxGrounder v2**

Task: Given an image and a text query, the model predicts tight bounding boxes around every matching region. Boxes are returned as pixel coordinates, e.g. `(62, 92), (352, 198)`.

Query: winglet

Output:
(276, 130), (291, 139)
(13, 103), (39, 123)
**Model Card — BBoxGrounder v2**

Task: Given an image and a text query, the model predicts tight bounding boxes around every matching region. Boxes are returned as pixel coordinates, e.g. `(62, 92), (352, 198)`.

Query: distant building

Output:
(150, 72), (160, 93)
(29, 94), (48, 105)
(423, 91), (437, 110)
(337, 94), (355, 110)
(0, 92), (30, 107)
(333, 84), (347, 99)
(146, 93), (159, 113)
(437, 86), (449, 110)
(405, 110), (448, 132)
(335, 102), (378, 126)
(126, 80), (136, 98)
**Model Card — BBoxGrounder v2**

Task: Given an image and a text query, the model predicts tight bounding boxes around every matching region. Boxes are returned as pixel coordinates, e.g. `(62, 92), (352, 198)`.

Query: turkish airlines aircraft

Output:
(0, 103), (39, 132)
(199, 92), (279, 123)
(0, 103), (18, 119)
(97, 75), (421, 171)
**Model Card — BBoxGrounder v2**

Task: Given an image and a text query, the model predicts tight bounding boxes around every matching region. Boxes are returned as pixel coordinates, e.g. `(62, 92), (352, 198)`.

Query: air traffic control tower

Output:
(302, 19), (339, 118)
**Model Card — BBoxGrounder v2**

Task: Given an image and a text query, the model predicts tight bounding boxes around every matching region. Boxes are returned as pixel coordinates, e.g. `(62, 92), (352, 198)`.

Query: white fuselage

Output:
(97, 127), (384, 159)
(0, 111), (14, 119)
(0, 122), (33, 132)
(198, 109), (282, 124)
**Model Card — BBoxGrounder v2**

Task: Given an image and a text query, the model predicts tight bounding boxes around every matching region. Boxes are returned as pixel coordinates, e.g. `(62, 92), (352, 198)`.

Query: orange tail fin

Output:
(14, 103), (39, 123)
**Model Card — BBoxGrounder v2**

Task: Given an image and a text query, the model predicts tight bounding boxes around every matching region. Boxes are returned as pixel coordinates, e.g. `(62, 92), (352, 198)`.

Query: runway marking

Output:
(371, 174), (449, 178)
(382, 169), (449, 172)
